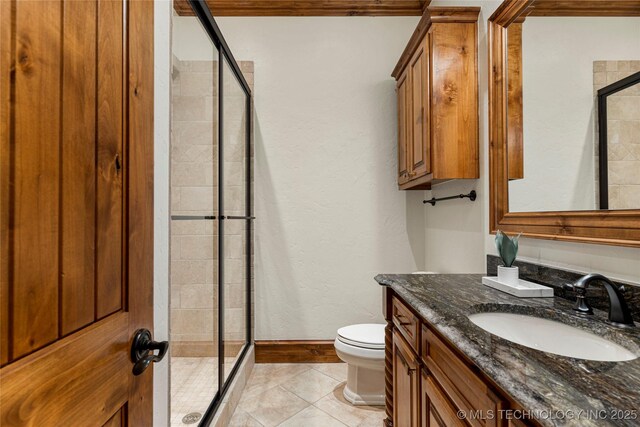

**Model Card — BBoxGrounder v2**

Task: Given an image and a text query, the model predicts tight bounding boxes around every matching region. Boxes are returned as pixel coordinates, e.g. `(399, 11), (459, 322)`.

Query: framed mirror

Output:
(598, 71), (640, 210)
(488, 0), (640, 247)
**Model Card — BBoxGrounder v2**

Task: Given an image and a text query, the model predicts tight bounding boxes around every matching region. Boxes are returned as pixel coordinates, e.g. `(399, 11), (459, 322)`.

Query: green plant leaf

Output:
(495, 230), (520, 267)
(495, 230), (504, 253)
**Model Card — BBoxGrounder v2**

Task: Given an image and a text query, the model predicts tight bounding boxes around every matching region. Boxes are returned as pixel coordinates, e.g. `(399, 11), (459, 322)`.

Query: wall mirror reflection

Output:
(505, 17), (640, 213)
(598, 71), (640, 210)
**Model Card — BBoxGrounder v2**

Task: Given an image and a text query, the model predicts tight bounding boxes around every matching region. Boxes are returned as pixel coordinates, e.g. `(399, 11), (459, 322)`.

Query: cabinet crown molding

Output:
(392, 7), (480, 78)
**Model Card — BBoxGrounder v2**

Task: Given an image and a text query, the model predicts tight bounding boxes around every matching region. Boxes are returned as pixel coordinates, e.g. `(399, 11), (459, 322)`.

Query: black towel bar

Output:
(423, 190), (476, 206)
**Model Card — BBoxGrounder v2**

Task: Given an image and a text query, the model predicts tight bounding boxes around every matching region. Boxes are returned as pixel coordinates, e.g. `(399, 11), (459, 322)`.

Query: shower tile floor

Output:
(171, 357), (217, 426)
(229, 363), (385, 427)
(171, 357), (239, 426)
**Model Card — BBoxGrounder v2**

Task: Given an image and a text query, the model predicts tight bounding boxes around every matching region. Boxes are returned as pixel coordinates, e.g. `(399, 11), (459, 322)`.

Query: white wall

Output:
(509, 17), (640, 212)
(161, 4), (640, 348)
(216, 17), (425, 340)
(173, 16), (216, 61)
(424, 0), (640, 285)
(154, 1), (171, 426)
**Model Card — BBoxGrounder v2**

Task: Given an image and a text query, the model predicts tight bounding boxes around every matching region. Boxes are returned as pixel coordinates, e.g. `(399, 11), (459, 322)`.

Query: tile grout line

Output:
(230, 363), (383, 427)
(274, 404), (311, 427)
(311, 400), (352, 427)
(279, 367), (343, 403)
(239, 366), (320, 425)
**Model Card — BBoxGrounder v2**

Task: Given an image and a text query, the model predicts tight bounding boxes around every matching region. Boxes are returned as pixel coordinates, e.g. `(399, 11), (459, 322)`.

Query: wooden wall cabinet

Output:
(393, 7), (480, 190)
(397, 69), (412, 186)
(384, 290), (539, 427)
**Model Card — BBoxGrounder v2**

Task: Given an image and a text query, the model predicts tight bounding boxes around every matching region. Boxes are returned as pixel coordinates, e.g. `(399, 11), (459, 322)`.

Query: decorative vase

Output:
(497, 266), (519, 285)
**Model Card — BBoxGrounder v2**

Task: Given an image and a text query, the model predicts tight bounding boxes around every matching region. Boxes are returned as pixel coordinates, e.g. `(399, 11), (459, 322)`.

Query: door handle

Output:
(130, 329), (168, 376)
(220, 215), (256, 220)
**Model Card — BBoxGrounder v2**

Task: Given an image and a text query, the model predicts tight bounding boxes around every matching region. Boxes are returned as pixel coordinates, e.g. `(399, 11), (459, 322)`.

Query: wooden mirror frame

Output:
(488, 0), (640, 248)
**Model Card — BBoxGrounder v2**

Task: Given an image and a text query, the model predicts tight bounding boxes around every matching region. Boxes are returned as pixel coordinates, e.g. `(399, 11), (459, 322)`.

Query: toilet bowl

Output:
(334, 323), (385, 406)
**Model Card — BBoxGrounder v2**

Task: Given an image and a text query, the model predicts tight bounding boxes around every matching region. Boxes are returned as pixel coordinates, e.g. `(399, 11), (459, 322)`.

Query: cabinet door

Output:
(409, 33), (431, 179)
(393, 331), (420, 427)
(430, 22), (479, 180)
(421, 369), (466, 427)
(397, 69), (412, 185)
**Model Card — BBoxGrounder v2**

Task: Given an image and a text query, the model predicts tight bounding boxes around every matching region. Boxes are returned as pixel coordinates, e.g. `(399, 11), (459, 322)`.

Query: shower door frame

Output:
(185, 1), (253, 424)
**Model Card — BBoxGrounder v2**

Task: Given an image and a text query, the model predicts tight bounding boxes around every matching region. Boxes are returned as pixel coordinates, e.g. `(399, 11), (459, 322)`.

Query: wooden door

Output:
(421, 369), (466, 427)
(397, 68), (411, 185)
(0, 1), (155, 426)
(393, 330), (420, 427)
(409, 33), (431, 179)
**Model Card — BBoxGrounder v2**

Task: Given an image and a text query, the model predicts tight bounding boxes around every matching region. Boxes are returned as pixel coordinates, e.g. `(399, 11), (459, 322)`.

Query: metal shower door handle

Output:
(130, 329), (168, 376)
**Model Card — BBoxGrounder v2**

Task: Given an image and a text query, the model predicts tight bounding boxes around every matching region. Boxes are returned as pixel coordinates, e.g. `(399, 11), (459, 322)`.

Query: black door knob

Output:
(130, 329), (168, 376)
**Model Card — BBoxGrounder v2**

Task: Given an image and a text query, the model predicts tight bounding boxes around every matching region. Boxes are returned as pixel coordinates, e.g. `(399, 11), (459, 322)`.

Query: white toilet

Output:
(334, 323), (385, 406)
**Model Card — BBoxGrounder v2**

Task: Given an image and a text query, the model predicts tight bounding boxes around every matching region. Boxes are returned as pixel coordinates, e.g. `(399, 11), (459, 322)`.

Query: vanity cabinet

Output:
(393, 7), (480, 190)
(421, 369), (466, 427)
(384, 289), (538, 427)
(392, 331), (420, 427)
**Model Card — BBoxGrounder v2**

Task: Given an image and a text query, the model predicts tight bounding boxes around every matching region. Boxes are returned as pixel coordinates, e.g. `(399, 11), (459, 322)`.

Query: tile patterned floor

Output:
(170, 357), (240, 426)
(171, 357), (217, 426)
(228, 363), (385, 427)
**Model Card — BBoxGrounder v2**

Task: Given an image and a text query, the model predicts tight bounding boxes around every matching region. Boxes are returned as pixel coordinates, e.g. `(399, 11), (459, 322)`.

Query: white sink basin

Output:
(468, 312), (637, 362)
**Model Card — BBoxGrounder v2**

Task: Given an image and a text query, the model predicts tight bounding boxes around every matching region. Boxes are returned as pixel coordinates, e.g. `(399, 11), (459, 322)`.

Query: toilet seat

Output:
(334, 323), (386, 406)
(337, 324), (385, 350)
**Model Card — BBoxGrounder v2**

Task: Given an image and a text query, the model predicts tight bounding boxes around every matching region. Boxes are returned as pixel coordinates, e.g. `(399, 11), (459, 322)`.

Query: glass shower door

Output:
(220, 55), (250, 383)
(170, 6), (220, 424)
(170, 1), (252, 424)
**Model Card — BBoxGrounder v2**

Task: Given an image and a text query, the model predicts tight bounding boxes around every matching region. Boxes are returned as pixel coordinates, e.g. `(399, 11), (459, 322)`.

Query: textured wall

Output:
(216, 17), (426, 340)
(213, 6), (639, 344)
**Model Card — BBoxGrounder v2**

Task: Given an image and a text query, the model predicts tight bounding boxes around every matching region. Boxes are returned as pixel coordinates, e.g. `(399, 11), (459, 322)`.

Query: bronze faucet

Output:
(564, 273), (635, 328)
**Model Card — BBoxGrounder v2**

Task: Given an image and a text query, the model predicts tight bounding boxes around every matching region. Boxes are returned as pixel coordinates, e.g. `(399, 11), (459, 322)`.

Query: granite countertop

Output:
(376, 274), (640, 427)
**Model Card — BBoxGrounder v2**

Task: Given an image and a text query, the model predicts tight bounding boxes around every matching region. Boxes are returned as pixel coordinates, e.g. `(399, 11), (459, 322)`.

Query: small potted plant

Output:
(495, 230), (521, 285)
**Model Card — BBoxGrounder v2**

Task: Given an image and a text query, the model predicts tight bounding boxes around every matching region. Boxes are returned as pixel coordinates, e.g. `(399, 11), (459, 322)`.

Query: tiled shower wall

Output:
(594, 60), (640, 209)
(170, 56), (254, 356)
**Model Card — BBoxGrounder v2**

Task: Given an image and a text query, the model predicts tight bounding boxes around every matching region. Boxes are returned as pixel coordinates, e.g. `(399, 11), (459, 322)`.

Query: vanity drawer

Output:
(422, 325), (505, 427)
(392, 296), (419, 352)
